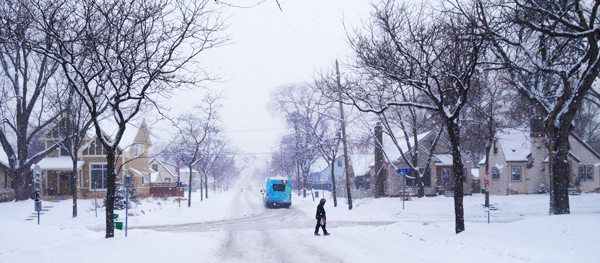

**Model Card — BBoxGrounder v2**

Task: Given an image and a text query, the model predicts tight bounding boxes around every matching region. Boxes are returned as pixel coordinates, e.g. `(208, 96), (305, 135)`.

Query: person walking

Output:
(314, 198), (329, 236)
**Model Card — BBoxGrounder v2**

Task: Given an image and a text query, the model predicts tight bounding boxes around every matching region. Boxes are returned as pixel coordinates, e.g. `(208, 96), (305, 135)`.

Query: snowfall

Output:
(1, 174), (599, 263)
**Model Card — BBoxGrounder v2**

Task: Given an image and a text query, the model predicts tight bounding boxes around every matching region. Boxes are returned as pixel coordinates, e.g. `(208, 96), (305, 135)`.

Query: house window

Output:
(91, 164), (108, 189)
(492, 167), (500, 181)
(165, 178), (171, 183)
(493, 140), (498, 155)
(337, 160), (342, 167)
(134, 144), (144, 157)
(578, 165), (594, 182)
(511, 166), (522, 182)
(463, 168), (468, 183)
(152, 164), (158, 171)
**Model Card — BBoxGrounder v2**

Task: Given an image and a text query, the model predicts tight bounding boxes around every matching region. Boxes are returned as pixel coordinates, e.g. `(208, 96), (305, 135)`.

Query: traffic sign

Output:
(396, 168), (411, 173)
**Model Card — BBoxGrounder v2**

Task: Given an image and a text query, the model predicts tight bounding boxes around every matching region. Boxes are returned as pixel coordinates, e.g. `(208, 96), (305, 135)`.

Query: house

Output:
(375, 126), (475, 197)
(35, 119), (153, 200)
(0, 145), (9, 189)
(179, 167), (202, 190)
(0, 146), (13, 201)
(308, 158), (330, 190)
(149, 159), (178, 183)
(479, 126), (600, 195)
(308, 154), (374, 193)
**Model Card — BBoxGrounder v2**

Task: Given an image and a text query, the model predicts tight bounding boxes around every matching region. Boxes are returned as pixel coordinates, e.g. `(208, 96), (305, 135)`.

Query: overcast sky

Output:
(161, 1), (372, 159)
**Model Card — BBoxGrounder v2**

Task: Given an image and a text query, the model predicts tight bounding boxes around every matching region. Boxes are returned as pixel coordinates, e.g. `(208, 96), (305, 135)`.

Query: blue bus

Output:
(261, 177), (292, 208)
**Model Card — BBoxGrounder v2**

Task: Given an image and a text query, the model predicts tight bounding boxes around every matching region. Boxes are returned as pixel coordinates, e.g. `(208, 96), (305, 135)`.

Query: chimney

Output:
(530, 118), (544, 138)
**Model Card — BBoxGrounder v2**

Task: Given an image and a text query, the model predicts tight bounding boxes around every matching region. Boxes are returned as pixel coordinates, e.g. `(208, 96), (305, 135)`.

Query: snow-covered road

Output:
(2, 172), (599, 263)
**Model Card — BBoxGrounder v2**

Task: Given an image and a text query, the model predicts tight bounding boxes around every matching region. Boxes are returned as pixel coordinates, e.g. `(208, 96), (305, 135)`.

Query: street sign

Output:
(396, 168), (411, 173)
(35, 200), (42, 211)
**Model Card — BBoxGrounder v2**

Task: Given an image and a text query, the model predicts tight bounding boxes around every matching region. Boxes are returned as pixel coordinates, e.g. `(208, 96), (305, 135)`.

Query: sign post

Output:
(485, 172), (490, 224)
(93, 182), (97, 218)
(125, 175), (132, 237)
(34, 165), (42, 225)
(396, 169), (411, 210)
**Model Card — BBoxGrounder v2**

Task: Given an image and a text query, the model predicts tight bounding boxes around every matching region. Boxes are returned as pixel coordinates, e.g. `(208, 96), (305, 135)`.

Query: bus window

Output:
(272, 184), (285, 192)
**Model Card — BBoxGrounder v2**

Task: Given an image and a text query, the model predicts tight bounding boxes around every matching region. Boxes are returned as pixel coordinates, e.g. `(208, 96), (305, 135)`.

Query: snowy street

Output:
(1, 173), (600, 263)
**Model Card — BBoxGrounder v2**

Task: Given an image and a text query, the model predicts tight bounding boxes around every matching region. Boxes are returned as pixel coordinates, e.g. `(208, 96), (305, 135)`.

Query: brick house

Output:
(375, 127), (475, 197)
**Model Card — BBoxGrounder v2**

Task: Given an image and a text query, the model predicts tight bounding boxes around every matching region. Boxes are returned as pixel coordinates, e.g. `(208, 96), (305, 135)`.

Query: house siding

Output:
(481, 130), (600, 195)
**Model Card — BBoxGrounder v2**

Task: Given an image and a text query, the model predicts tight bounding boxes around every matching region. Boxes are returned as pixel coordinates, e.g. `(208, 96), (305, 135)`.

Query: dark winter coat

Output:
(315, 199), (326, 220)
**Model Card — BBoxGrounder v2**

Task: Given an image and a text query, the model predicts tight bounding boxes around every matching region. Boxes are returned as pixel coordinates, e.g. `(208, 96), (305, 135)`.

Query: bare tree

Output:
(195, 136), (228, 200)
(478, 0), (600, 214)
(270, 84), (323, 198)
(168, 93), (222, 206)
(0, 0), (71, 201)
(345, 0), (485, 233)
(46, 87), (102, 217)
(35, 0), (226, 238)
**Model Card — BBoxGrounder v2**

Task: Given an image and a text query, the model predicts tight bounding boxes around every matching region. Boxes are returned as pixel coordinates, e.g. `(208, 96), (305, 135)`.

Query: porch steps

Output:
(24, 202), (59, 221)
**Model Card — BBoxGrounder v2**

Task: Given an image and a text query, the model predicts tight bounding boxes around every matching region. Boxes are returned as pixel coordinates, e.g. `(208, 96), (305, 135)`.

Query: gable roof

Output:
(350, 154), (374, 175)
(310, 158), (329, 173)
(571, 133), (600, 160)
(496, 128), (531, 162)
(382, 131), (432, 161)
(433, 154), (453, 166)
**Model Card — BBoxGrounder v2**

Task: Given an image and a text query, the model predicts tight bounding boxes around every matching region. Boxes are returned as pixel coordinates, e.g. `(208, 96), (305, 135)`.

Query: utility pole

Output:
(336, 60), (353, 210)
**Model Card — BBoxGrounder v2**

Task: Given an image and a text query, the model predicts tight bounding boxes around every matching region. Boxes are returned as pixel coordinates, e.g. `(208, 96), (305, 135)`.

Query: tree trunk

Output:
(330, 159), (337, 207)
(205, 173), (208, 199)
(13, 166), (32, 201)
(549, 124), (572, 214)
(412, 114), (424, 198)
(72, 159), (78, 218)
(447, 120), (465, 234)
(105, 151), (116, 238)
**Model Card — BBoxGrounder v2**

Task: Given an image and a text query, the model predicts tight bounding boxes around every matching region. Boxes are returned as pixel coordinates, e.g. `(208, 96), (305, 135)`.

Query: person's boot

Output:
(324, 232), (330, 236)
(314, 232), (320, 236)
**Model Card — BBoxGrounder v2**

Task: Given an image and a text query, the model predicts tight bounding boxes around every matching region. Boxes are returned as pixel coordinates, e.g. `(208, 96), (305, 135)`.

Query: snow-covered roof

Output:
(497, 128), (531, 162)
(35, 157), (84, 170)
(129, 167), (144, 177)
(0, 145), (8, 166)
(382, 131), (432, 161)
(156, 159), (177, 177)
(434, 154), (453, 166)
(478, 156), (486, 165)
(350, 154), (373, 175)
(310, 158), (329, 173)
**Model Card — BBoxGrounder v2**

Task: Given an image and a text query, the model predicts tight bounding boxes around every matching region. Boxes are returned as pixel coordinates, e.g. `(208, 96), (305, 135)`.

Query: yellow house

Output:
(35, 119), (153, 199)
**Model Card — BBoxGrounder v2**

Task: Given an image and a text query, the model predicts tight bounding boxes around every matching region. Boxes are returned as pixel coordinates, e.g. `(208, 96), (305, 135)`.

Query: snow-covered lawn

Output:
(1, 185), (599, 263)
